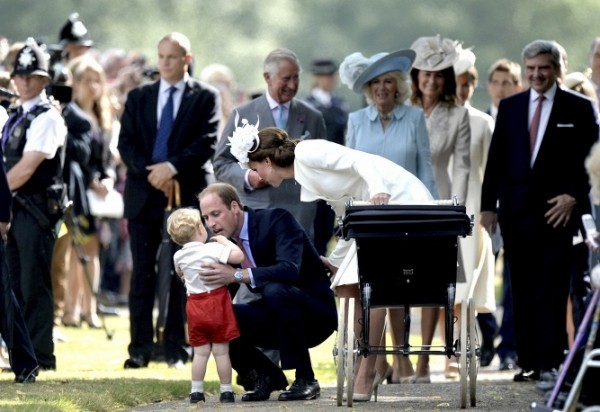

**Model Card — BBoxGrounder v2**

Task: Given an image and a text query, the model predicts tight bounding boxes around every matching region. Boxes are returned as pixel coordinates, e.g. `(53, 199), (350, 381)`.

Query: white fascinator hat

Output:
(411, 34), (460, 72)
(453, 42), (476, 76)
(339, 49), (416, 94)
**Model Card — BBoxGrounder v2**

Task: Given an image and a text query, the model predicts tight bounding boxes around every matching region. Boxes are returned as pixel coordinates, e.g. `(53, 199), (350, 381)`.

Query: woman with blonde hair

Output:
(61, 55), (115, 328)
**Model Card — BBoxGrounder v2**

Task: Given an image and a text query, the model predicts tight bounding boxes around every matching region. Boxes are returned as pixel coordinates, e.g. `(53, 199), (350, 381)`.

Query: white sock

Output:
(220, 383), (233, 393)
(191, 380), (204, 393)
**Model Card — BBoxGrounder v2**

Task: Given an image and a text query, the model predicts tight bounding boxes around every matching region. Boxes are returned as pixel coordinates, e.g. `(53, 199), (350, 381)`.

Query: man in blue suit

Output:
(481, 40), (599, 383)
(118, 32), (221, 369)
(198, 183), (337, 402)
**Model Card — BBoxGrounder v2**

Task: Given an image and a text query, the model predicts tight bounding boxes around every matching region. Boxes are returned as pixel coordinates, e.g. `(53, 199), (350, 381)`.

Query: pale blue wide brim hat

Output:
(342, 49), (416, 94)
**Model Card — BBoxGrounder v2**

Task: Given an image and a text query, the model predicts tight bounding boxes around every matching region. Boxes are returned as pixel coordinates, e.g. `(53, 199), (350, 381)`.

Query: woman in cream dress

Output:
(453, 48), (496, 315)
(227, 121), (433, 401)
(409, 35), (471, 381)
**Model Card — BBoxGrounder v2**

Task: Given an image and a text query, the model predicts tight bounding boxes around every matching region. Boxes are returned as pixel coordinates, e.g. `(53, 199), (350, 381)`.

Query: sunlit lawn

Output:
(0, 302), (449, 411)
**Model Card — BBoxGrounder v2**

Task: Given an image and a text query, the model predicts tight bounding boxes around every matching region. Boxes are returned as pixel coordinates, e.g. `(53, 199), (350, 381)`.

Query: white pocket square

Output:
(556, 123), (574, 128)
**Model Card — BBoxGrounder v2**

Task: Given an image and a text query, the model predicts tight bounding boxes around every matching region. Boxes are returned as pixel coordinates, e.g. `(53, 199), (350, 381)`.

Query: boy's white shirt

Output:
(173, 241), (231, 294)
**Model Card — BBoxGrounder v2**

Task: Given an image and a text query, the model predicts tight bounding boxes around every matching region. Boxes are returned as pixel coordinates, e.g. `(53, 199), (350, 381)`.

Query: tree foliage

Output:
(1, 0), (597, 109)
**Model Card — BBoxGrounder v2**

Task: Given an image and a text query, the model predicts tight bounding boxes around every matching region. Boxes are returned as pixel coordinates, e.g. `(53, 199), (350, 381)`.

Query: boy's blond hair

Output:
(166, 208), (204, 245)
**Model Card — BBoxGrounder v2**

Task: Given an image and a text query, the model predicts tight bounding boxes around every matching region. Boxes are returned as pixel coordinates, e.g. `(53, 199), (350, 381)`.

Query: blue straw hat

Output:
(340, 49), (415, 94)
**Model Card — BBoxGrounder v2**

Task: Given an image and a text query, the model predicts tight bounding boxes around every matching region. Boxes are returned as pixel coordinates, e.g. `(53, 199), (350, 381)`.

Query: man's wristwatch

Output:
(233, 269), (244, 283)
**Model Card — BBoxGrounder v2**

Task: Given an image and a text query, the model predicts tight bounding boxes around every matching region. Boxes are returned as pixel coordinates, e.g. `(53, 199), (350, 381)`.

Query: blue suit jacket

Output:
(244, 206), (336, 309)
(481, 86), (598, 237)
(118, 78), (221, 219)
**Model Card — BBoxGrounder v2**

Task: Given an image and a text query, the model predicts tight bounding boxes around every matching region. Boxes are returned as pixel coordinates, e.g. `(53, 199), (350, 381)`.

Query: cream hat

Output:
(453, 43), (476, 76)
(411, 34), (459, 72)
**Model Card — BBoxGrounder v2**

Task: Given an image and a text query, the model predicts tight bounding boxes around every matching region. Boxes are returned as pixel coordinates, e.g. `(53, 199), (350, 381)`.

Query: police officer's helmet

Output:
(59, 12), (93, 47)
(11, 38), (50, 78)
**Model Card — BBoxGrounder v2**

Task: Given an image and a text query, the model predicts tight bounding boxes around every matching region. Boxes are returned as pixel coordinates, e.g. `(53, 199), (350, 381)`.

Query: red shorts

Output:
(186, 285), (240, 347)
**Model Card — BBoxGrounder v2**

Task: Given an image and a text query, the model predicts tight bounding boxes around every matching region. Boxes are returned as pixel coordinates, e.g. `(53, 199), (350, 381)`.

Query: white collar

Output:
(159, 73), (188, 94)
(530, 82), (557, 103)
(266, 91), (290, 111)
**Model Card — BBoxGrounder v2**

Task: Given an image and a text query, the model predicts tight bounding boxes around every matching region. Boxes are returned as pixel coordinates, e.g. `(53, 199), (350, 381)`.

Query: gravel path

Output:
(126, 367), (546, 411)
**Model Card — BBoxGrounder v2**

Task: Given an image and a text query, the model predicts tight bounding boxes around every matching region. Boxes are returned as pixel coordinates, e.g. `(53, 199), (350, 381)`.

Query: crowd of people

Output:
(1, 11), (600, 407)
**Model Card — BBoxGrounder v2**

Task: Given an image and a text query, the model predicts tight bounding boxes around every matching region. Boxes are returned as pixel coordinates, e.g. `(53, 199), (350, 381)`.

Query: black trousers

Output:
(6, 204), (56, 369)
(1, 239), (38, 377)
(127, 210), (186, 363)
(230, 282), (337, 381)
(503, 226), (571, 371)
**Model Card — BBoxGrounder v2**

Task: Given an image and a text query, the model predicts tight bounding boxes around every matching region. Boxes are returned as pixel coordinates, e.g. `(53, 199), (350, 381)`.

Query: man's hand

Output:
(248, 170), (270, 190)
(197, 261), (235, 286)
(545, 194), (576, 228)
(480, 211), (498, 236)
(146, 162), (175, 196)
(1, 222), (10, 245)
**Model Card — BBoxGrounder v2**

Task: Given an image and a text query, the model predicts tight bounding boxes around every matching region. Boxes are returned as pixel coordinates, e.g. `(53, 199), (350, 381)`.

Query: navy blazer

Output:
(481, 86), (599, 236)
(118, 78), (221, 218)
(244, 206), (336, 307)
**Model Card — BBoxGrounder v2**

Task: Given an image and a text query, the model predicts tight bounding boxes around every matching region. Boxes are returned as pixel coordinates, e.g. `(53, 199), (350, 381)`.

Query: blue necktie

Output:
(276, 104), (287, 130)
(152, 86), (176, 163)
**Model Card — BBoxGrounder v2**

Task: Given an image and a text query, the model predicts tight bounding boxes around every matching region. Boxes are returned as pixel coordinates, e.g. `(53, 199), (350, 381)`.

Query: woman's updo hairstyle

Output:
(248, 127), (298, 168)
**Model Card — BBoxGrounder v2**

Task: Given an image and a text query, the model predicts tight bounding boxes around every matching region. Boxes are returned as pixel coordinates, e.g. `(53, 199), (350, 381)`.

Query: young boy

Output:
(167, 207), (243, 404)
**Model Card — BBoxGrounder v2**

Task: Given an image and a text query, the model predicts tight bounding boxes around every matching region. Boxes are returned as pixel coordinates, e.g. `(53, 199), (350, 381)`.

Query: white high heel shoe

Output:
(352, 371), (383, 402)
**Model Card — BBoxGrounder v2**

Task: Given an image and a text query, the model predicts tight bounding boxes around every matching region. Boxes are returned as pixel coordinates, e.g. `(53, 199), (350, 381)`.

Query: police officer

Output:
(58, 13), (93, 63)
(1, 146), (39, 383)
(2, 38), (67, 371)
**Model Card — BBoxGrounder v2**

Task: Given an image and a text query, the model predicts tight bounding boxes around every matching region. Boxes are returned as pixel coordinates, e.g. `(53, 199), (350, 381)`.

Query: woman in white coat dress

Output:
(227, 120), (433, 401)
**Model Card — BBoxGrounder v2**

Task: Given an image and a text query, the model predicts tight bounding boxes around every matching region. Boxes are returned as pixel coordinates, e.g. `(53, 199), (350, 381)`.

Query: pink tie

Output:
(236, 237), (254, 269)
(530, 95), (545, 152)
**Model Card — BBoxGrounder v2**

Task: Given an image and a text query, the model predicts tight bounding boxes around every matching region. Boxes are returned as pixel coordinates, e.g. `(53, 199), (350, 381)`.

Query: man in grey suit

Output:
(213, 48), (327, 236)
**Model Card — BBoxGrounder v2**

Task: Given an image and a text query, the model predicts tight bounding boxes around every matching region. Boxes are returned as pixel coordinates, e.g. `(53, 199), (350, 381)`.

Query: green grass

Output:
(0, 302), (450, 411)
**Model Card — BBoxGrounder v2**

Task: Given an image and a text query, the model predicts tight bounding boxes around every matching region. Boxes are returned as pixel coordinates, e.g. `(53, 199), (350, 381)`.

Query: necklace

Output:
(380, 112), (392, 121)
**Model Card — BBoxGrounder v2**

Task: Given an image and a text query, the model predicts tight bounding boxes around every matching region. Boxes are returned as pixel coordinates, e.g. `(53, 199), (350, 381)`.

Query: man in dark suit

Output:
(1, 156), (38, 383)
(212, 48), (327, 237)
(198, 183), (337, 402)
(481, 40), (599, 383)
(118, 32), (221, 368)
(305, 58), (348, 256)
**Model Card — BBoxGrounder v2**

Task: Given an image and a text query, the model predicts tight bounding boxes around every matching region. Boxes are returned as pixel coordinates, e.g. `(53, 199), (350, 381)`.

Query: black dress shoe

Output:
(189, 392), (205, 403)
(236, 369), (258, 391)
(14, 366), (39, 383)
(513, 369), (540, 382)
(278, 378), (320, 401)
(241, 374), (274, 402)
(220, 391), (235, 403)
(535, 369), (559, 394)
(480, 346), (496, 367)
(499, 355), (517, 371)
(123, 356), (148, 369)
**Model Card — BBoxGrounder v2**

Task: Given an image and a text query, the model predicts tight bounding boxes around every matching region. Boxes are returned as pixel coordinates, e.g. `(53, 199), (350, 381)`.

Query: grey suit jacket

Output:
(213, 94), (326, 233)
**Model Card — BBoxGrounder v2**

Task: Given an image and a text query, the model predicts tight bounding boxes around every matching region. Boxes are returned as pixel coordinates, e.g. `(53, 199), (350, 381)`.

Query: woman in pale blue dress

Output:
(339, 50), (438, 386)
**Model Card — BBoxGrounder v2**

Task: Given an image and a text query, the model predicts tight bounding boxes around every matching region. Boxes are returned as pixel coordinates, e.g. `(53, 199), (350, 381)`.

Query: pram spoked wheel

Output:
(334, 297), (357, 406)
(458, 297), (479, 408)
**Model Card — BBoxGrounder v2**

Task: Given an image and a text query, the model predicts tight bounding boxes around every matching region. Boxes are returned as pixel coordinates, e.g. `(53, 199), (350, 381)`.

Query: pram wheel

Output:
(458, 298), (479, 408)
(335, 297), (357, 407)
